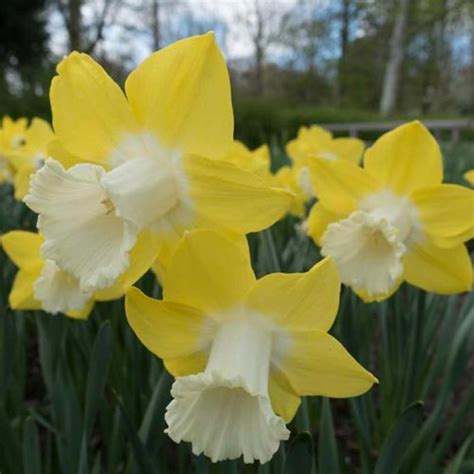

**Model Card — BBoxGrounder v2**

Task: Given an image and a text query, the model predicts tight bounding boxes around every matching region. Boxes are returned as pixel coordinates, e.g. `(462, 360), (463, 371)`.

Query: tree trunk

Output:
(151, 0), (161, 51)
(338, 0), (351, 103)
(254, 5), (265, 96)
(379, 0), (411, 116)
(69, 0), (82, 51)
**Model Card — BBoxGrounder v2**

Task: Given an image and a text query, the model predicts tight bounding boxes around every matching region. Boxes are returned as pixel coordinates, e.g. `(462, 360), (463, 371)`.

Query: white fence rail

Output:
(320, 119), (474, 142)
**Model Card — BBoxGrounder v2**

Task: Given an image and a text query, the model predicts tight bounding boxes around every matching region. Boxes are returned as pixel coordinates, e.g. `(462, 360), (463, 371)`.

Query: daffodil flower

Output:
(306, 121), (474, 301)
(125, 230), (377, 464)
(286, 125), (365, 198)
(7, 118), (55, 200)
(24, 33), (292, 292)
(1, 230), (158, 318)
(0, 116), (28, 183)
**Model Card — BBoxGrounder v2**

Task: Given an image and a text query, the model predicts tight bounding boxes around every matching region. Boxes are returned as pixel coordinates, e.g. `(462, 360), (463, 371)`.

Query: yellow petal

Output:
(50, 52), (137, 165)
(95, 229), (161, 301)
(331, 137), (365, 164)
(354, 279), (403, 303)
(268, 367), (301, 423)
(403, 240), (472, 294)
(9, 269), (42, 310)
(273, 166), (306, 217)
(185, 154), (293, 234)
(364, 121), (442, 194)
(48, 139), (84, 169)
(163, 229), (255, 314)
(13, 166), (35, 200)
(125, 32), (232, 159)
(306, 202), (345, 246)
(125, 286), (211, 376)
(1, 231), (43, 271)
(287, 125), (332, 164)
(410, 184), (474, 247)
(246, 258), (340, 332)
(164, 353), (208, 377)
(464, 169), (474, 186)
(24, 118), (54, 150)
(66, 299), (95, 320)
(309, 158), (378, 215)
(278, 330), (377, 397)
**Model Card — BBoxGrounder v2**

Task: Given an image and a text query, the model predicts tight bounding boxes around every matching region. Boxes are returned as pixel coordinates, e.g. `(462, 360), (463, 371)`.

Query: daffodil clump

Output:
(1, 30), (473, 468)
(22, 33), (291, 297)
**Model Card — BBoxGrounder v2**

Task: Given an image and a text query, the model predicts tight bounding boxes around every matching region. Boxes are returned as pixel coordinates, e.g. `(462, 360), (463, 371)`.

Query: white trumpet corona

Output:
(33, 260), (91, 314)
(321, 189), (422, 297)
(165, 315), (290, 464)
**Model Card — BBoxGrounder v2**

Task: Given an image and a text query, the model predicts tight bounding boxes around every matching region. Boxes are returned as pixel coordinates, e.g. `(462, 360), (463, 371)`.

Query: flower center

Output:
(165, 316), (289, 463)
(102, 133), (189, 231)
(360, 189), (421, 243)
(321, 210), (406, 297)
(321, 189), (422, 297)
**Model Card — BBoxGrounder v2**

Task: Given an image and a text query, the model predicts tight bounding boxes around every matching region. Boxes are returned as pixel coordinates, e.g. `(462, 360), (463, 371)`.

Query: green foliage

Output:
(0, 144), (473, 473)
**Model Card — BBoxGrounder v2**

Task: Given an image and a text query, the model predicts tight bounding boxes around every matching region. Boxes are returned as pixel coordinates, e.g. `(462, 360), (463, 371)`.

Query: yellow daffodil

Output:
(464, 169), (474, 186)
(222, 140), (271, 179)
(24, 33), (291, 292)
(1, 230), (156, 318)
(0, 116), (28, 183)
(7, 118), (55, 200)
(306, 121), (474, 301)
(125, 230), (377, 464)
(286, 125), (365, 199)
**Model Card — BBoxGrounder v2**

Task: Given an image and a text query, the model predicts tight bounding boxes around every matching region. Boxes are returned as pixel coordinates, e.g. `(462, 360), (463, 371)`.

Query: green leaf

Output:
(444, 434), (474, 474)
(23, 417), (42, 474)
(79, 321), (113, 474)
(318, 398), (340, 474)
(138, 369), (173, 450)
(374, 401), (424, 474)
(283, 432), (315, 474)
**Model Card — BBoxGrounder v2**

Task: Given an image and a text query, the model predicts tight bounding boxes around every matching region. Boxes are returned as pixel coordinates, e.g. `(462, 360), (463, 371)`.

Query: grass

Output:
(0, 141), (473, 474)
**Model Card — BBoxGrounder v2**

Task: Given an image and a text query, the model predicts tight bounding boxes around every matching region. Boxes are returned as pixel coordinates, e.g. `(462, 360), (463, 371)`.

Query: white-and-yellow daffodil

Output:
(7, 118), (54, 200)
(0, 116), (28, 183)
(286, 125), (365, 199)
(306, 121), (474, 301)
(1, 230), (157, 318)
(24, 33), (291, 293)
(125, 230), (377, 464)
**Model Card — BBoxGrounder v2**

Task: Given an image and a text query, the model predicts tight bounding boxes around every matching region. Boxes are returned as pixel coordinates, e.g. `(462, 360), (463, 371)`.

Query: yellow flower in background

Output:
(1, 230), (158, 318)
(286, 125), (365, 199)
(464, 169), (474, 186)
(0, 116), (28, 183)
(306, 121), (474, 302)
(7, 118), (54, 200)
(126, 230), (377, 464)
(24, 33), (292, 292)
(222, 140), (271, 179)
(273, 165), (307, 217)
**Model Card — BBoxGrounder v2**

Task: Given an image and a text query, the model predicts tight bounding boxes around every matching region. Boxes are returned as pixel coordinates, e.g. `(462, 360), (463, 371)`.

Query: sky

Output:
(47, 0), (301, 67)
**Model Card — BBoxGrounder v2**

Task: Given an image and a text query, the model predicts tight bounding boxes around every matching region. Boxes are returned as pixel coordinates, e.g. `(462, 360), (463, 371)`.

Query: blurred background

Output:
(1, 0), (474, 146)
